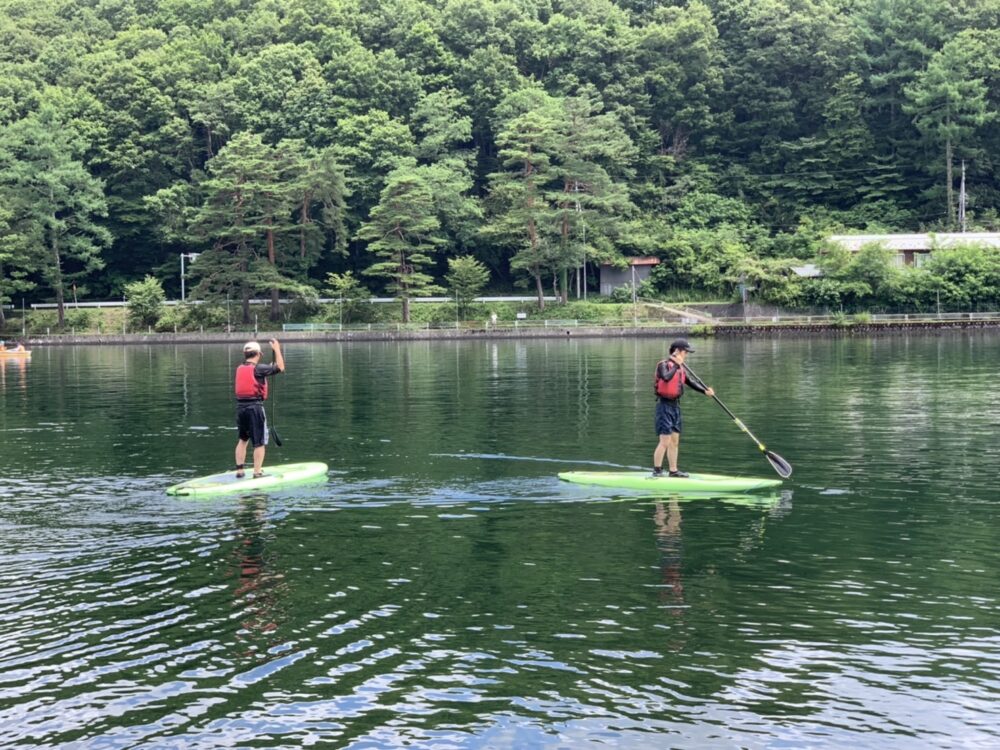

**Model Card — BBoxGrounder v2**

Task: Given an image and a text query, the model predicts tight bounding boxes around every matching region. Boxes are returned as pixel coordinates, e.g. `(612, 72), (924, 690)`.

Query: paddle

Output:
(269, 372), (283, 447)
(682, 363), (792, 479)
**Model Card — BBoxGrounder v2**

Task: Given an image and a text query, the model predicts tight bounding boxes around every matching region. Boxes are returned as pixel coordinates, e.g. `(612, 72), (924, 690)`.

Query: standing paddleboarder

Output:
(235, 339), (284, 478)
(652, 339), (714, 477)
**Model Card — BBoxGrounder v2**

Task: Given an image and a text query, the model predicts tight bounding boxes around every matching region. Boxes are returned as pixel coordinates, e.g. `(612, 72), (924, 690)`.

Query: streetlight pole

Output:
(631, 263), (637, 326)
(180, 253), (200, 303)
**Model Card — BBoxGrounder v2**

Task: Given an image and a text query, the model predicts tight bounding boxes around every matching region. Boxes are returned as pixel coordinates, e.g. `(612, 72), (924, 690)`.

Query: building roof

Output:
(599, 256), (660, 267)
(828, 232), (1000, 252)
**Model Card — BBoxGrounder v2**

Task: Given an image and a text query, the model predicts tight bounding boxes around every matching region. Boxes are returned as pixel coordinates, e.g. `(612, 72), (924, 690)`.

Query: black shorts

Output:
(655, 399), (682, 435)
(236, 402), (268, 447)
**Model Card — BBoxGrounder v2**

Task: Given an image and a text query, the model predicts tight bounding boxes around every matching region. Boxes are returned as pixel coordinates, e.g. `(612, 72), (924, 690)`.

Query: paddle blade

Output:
(765, 450), (793, 478)
(270, 427), (283, 447)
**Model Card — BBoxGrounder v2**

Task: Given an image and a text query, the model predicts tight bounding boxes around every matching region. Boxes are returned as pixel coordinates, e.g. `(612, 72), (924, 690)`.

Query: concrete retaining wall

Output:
(11, 317), (1000, 347)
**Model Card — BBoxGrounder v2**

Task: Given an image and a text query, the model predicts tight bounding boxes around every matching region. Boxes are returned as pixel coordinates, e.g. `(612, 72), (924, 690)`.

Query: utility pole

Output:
(958, 160), (967, 233)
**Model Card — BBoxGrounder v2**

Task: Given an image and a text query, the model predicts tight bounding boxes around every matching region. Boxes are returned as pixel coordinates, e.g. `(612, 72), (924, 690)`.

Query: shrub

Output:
(65, 308), (94, 330)
(325, 272), (375, 324)
(125, 276), (166, 327)
(830, 311), (852, 327)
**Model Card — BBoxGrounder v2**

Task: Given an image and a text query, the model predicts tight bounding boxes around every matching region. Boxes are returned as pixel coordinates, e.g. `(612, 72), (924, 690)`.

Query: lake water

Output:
(1, 334), (998, 748)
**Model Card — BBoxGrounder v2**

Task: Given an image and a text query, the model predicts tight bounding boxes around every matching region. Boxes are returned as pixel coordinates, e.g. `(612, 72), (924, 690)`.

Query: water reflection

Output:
(1, 337), (999, 747)
(0, 354), (29, 391)
(231, 495), (286, 655)
(654, 500), (685, 617)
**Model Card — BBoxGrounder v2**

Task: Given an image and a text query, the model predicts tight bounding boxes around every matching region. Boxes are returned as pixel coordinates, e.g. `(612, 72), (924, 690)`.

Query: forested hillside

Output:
(1, 0), (999, 323)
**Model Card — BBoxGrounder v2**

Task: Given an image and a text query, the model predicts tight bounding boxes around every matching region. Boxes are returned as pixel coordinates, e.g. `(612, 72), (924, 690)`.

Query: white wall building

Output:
(827, 232), (1000, 267)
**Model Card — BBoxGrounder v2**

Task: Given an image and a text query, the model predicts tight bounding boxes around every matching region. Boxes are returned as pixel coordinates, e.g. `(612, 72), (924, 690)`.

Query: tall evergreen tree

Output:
(357, 166), (444, 323)
(905, 35), (994, 227)
(187, 132), (301, 323)
(487, 90), (562, 310)
(0, 106), (109, 326)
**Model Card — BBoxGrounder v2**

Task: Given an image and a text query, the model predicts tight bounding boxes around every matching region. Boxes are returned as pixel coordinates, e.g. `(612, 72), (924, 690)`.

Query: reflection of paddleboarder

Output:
(232, 496), (284, 648)
(654, 501), (685, 616)
(234, 339), (284, 478)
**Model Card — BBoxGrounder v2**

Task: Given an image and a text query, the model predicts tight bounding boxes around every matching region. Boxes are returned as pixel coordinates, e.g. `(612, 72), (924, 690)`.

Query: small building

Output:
(599, 257), (660, 296)
(791, 263), (822, 278)
(827, 232), (1000, 267)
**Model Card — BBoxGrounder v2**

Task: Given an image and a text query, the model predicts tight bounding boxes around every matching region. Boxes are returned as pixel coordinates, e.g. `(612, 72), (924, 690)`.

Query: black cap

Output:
(669, 339), (694, 353)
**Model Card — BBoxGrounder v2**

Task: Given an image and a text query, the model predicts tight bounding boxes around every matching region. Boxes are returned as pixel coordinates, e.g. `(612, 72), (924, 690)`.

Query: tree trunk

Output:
(534, 270), (545, 312)
(0, 262), (6, 328)
(946, 137), (954, 229)
(300, 199), (308, 259)
(266, 219), (280, 321)
(52, 234), (65, 327)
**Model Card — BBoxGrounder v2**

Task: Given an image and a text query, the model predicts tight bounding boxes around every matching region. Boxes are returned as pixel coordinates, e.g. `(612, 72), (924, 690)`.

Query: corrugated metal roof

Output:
(828, 233), (1000, 251)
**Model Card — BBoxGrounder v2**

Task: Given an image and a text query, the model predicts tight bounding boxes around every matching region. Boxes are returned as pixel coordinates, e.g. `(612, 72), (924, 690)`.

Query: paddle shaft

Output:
(269, 371), (283, 446)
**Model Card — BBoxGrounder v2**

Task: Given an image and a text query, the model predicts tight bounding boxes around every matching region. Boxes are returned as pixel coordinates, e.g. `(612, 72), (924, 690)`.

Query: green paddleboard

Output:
(166, 462), (329, 496)
(558, 471), (781, 493)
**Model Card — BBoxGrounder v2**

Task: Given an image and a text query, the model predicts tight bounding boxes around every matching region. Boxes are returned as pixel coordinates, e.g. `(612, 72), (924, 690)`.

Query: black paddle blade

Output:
(270, 427), (283, 447)
(766, 450), (793, 478)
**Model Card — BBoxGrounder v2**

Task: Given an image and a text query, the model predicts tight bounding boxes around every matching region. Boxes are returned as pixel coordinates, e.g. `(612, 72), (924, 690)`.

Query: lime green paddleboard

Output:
(559, 471), (781, 493)
(166, 462), (329, 496)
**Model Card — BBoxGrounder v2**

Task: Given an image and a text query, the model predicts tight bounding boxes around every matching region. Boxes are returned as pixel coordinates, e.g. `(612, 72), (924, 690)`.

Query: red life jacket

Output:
(655, 359), (685, 399)
(235, 363), (267, 400)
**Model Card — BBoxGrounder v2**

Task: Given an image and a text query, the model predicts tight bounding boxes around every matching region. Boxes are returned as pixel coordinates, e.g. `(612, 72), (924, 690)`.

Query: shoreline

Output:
(9, 318), (1000, 346)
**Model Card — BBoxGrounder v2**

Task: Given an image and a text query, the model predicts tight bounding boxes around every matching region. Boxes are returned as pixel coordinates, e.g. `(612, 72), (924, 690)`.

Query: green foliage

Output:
(124, 275), (166, 327)
(0, 0), (998, 315)
(325, 271), (374, 324)
(446, 256), (489, 315)
(357, 165), (445, 322)
(830, 311), (852, 327)
(64, 308), (94, 330)
(0, 105), (110, 325)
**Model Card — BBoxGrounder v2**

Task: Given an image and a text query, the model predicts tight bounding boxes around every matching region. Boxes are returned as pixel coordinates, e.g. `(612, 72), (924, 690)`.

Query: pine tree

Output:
(487, 90), (562, 311)
(357, 165), (444, 323)
(187, 132), (300, 323)
(905, 35), (993, 227)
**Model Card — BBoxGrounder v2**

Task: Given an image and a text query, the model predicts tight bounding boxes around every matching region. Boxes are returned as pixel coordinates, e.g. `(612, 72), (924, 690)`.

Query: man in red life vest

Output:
(235, 339), (285, 478)
(653, 339), (714, 477)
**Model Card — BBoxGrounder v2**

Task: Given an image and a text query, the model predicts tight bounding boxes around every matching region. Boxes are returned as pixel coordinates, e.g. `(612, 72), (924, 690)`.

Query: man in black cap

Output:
(652, 339), (714, 477)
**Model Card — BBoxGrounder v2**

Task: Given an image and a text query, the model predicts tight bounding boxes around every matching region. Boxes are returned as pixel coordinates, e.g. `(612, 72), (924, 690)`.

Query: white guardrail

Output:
(28, 296), (559, 309)
(22, 300), (1000, 327)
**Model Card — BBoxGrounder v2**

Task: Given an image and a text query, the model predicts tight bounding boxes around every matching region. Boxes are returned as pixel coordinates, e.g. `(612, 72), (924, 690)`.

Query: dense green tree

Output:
(904, 32), (995, 227)
(185, 132), (303, 323)
(0, 106), (110, 326)
(446, 255), (489, 316)
(487, 89), (563, 310)
(0, 0), (998, 313)
(0, 203), (34, 328)
(357, 165), (444, 322)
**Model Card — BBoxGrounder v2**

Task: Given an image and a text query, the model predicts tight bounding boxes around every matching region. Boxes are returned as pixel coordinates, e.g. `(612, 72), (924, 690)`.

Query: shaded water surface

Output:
(1, 335), (998, 748)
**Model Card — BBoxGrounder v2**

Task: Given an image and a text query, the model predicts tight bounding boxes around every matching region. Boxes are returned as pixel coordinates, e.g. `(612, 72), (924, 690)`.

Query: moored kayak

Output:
(558, 470), (781, 493)
(0, 350), (31, 358)
(167, 461), (329, 496)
